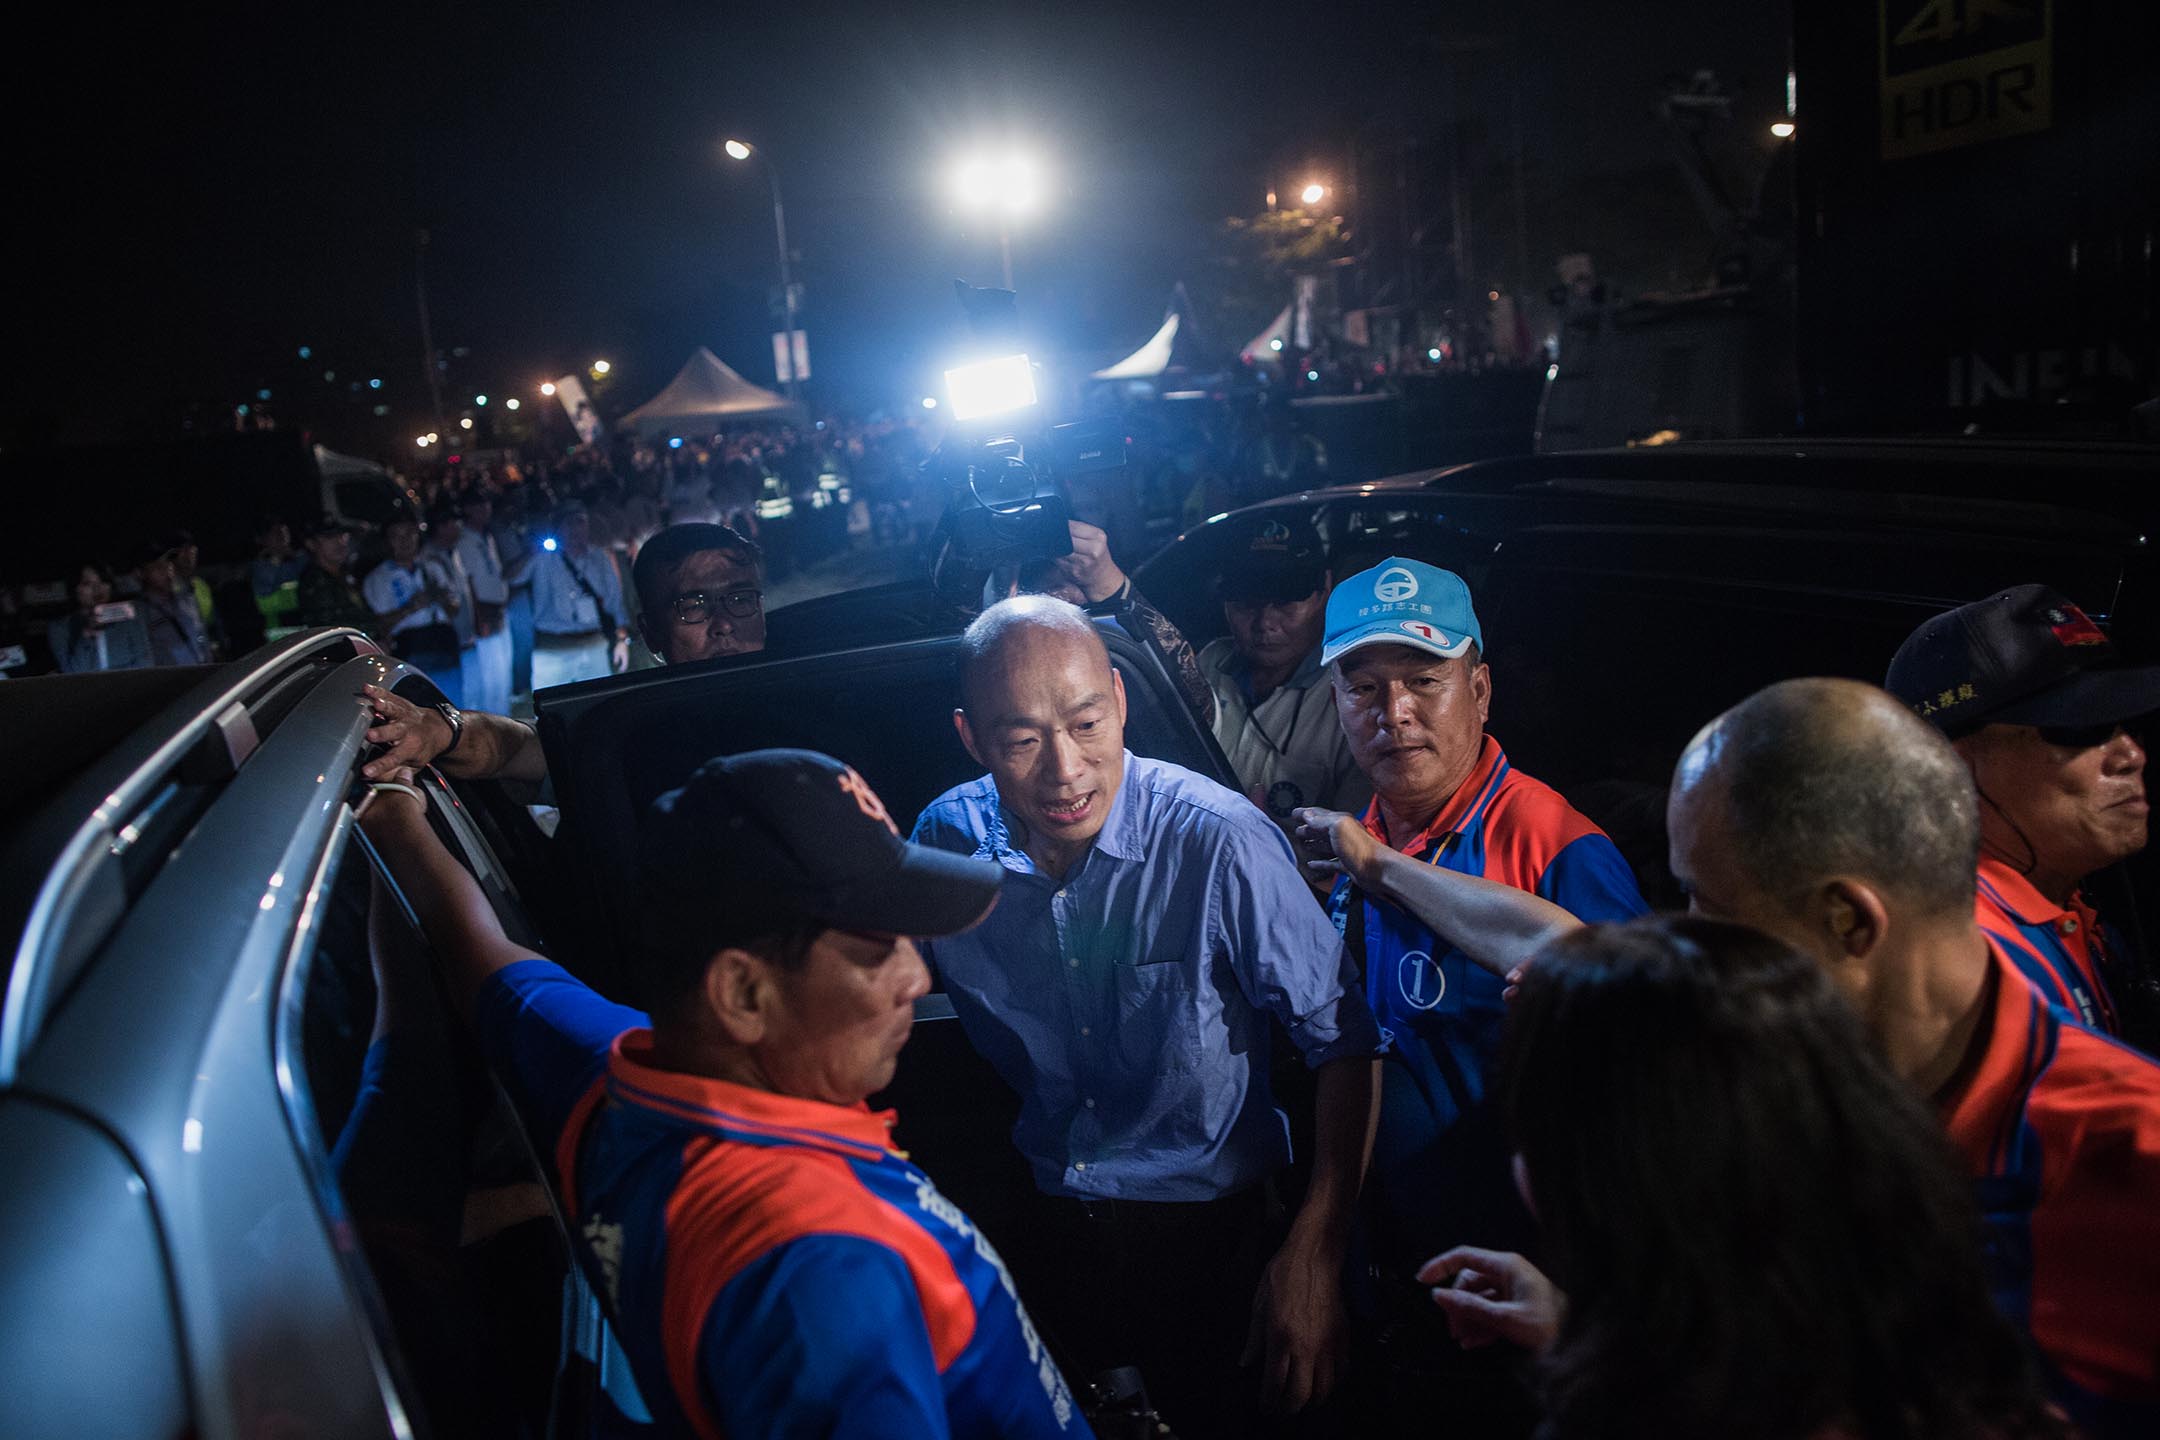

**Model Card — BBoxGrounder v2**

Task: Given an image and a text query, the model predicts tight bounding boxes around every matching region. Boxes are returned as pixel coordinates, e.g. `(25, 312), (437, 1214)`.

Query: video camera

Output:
(926, 281), (1127, 602)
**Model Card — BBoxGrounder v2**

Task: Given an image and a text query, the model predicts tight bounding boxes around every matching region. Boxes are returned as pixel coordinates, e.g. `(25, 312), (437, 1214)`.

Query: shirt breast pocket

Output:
(1109, 960), (1204, 1077)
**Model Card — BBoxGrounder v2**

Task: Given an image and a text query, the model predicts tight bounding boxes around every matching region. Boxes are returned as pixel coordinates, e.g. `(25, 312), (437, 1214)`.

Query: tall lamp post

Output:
(723, 137), (801, 406)
(950, 150), (1044, 289)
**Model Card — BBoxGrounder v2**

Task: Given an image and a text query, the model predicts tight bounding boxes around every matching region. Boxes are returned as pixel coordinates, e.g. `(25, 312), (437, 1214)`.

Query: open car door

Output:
(529, 623), (1235, 1236)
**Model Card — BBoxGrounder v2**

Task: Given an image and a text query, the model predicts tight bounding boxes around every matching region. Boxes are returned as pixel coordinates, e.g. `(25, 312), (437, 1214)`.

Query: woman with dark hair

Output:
(1422, 915), (2068, 1440)
(48, 561), (153, 673)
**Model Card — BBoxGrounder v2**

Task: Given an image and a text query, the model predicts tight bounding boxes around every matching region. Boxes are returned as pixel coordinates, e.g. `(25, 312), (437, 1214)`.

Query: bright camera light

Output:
(416, 435), (431, 447)
(1306, 370), (1320, 381)
(1300, 183), (1325, 205)
(460, 417), (474, 430)
(945, 353), (1038, 421)
(1268, 338), (1284, 352)
(1427, 347), (1443, 362)
(541, 537), (559, 552)
(1771, 121), (1796, 139)
(591, 359), (611, 375)
(724, 139), (753, 161)
(921, 396), (939, 409)
(475, 394), (488, 406)
(541, 381), (557, 396)
(505, 398), (520, 410)
(953, 152), (1044, 217)
(669, 437), (684, 448)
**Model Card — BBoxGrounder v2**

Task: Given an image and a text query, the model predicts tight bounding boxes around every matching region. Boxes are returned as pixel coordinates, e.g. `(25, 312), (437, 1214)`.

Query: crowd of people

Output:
(11, 407), (2157, 1439)
(342, 500), (2157, 1440)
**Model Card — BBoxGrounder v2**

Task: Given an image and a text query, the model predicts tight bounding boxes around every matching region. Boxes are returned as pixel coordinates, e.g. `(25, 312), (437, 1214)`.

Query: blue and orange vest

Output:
(476, 959), (1088, 1440)
(1943, 942), (2160, 1436)
(1329, 736), (1648, 1261)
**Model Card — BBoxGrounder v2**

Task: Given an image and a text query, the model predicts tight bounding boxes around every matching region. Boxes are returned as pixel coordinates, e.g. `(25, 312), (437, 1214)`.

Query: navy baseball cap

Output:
(1218, 514), (1327, 604)
(1322, 557), (1484, 667)
(1886, 584), (2160, 739)
(637, 749), (1001, 959)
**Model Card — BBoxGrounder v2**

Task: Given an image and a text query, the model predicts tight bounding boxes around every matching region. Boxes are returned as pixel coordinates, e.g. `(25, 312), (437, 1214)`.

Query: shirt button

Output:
(1080, 1026), (1091, 1037)
(1054, 889), (1066, 900)
(1074, 1162), (1087, 1171)
(1069, 958), (1080, 968)
(2059, 917), (2079, 935)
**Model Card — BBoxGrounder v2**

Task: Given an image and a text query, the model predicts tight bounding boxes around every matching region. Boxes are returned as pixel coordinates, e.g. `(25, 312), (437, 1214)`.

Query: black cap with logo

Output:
(637, 749), (1001, 961)
(1885, 584), (2160, 739)
(1218, 513), (1327, 605)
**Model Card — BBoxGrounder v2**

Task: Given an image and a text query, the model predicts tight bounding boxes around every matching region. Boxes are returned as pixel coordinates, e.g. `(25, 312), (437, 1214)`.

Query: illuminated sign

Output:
(1880, 0), (2052, 160)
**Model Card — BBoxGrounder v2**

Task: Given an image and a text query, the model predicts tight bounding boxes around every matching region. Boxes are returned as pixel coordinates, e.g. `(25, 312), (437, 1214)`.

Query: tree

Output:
(1191, 209), (1349, 358)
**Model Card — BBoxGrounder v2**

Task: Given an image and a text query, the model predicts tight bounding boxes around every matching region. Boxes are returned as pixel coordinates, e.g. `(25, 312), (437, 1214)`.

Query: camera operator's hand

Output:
(1055, 520), (1129, 604)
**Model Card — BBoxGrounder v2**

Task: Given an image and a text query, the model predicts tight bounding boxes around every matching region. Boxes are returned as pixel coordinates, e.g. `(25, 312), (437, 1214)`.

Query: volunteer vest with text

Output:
(557, 1030), (1082, 1439)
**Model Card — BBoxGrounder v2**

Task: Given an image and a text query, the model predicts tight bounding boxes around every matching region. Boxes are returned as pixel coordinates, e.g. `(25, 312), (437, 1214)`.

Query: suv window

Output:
(286, 823), (577, 1439)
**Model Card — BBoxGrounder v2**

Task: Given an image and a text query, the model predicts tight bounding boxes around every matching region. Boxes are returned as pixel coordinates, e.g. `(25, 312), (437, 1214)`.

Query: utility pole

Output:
(415, 229), (446, 438)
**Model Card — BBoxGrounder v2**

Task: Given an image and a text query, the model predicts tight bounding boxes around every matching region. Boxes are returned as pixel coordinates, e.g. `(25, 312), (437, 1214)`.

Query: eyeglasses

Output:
(671, 588), (763, 624)
(2037, 721), (2127, 750)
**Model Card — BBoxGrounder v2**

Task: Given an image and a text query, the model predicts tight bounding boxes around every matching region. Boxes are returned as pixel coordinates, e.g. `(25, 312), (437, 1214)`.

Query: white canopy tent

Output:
(1090, 313), (1181, 380)
(618, 347), (799, 436)
(1238, 304), (1292, 365)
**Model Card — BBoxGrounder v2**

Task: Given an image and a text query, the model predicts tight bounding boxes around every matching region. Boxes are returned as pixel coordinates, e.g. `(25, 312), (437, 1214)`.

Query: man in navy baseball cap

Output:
(1301, 557), (1647, 1333)
(1887, 585), (2157, 1038)
(355, 750), (1087, 1437)
(638, 748), (1005, 983)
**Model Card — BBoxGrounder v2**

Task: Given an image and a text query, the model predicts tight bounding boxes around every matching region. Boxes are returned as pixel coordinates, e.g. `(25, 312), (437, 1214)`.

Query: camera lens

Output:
(968, 454), (1041, 510)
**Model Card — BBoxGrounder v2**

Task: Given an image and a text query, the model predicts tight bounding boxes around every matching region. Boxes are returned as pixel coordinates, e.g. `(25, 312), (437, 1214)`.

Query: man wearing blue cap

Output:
(1298, 557), (1647, 1280)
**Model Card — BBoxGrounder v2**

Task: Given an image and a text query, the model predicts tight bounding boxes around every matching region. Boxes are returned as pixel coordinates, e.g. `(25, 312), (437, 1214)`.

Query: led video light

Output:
(945, 353), (1038, 421)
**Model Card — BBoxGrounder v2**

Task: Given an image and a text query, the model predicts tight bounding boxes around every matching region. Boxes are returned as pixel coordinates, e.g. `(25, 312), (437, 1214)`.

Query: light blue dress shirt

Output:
(913, 751), (1386, 1202)
(529, 544), (624, 636)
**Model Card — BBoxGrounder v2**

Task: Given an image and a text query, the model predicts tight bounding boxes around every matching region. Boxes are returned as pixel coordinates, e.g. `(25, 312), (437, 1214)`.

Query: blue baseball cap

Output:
(1322, 557), (1483, 667)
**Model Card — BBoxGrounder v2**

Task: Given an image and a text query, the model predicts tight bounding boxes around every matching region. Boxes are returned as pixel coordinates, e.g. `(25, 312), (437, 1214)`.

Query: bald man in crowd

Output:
(1667, 678), (2160, 1436)
(910, 595), (1384, 1437)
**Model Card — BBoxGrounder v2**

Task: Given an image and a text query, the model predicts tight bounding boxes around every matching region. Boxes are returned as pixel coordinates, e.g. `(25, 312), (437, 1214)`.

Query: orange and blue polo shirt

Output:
(1941, 941), (2160, 1436)
(1975, 854), (2126, 1038)
(472, 958), (1089, 1440)
(1328, 735), (1648, 1261)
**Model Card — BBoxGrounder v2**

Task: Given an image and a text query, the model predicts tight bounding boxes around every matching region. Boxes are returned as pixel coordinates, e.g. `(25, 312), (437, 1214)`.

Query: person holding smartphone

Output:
(49, 561), (153, 673)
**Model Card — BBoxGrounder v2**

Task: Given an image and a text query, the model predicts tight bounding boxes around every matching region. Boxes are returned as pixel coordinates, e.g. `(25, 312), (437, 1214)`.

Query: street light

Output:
(1300, 182), (1326, 206)
(949, 149), (1045, 289)
(722, 136), (803, 406)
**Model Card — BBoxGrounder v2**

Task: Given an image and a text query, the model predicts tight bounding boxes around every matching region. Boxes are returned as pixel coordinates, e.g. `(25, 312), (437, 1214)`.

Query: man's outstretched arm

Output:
(354, 778), (534, 1014)
(361, 683), (549, 784)
(1295, 807), (1582, 977)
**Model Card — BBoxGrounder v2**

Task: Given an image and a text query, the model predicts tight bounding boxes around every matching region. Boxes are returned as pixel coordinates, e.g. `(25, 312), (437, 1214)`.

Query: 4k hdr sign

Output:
(1880, 0), (2052, 160)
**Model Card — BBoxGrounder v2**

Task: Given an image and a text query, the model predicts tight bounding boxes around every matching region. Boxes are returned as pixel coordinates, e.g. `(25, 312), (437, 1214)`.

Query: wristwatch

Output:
(433, 701), (464, 756)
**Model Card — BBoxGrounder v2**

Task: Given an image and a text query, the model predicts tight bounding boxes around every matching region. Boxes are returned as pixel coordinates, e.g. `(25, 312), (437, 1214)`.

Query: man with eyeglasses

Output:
(360, 523), (767, 786)
(1887, 584), (2159, 1045)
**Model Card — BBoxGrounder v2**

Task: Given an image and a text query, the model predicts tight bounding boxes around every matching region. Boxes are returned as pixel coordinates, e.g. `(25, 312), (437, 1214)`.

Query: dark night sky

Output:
(14, 0), (1787, 454)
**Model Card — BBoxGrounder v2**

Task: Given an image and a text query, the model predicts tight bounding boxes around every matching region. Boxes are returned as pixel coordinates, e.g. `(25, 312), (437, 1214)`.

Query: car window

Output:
(284, 820), (578, 1439)
(334, 479), (400, 528)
